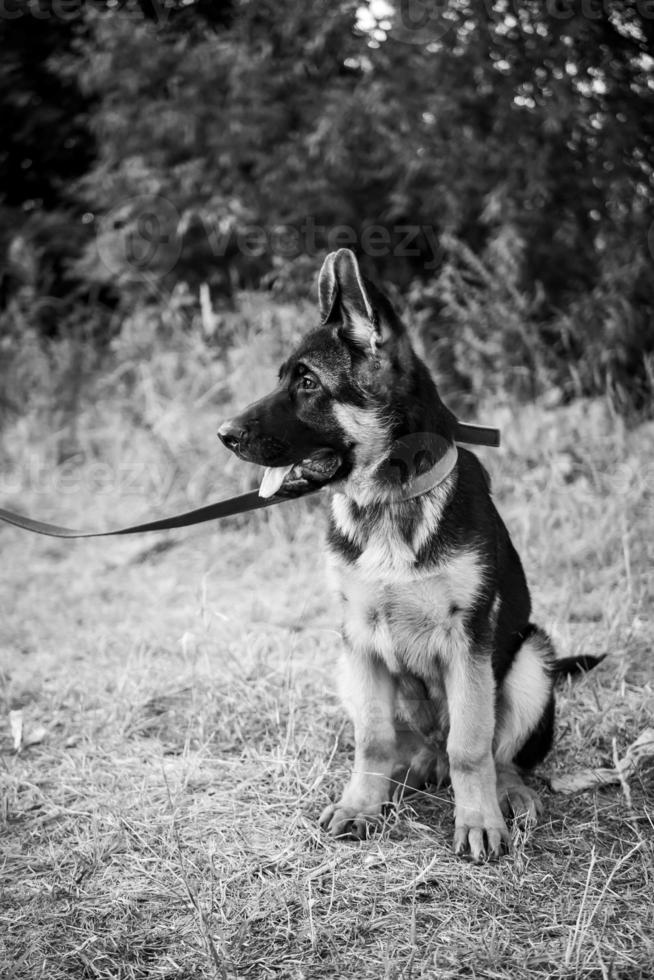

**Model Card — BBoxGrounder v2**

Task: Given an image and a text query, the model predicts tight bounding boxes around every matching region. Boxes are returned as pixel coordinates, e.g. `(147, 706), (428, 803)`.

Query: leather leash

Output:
(0, 489), (294, 540)
(0, 421), (499, 540)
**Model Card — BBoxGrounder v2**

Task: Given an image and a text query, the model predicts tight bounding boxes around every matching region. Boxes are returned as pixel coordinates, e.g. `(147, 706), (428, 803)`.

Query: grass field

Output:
(1, 310), (653, 979)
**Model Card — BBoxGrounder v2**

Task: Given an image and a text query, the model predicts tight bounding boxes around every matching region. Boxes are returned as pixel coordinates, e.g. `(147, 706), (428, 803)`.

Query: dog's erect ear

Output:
(318, 248), (392, 353)
(318, 248), (374, 331)
(318, 251), (340, 323)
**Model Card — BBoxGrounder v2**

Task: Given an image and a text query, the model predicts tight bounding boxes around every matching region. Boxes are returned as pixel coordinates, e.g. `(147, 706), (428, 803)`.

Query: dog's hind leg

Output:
(391, 674), (449, 799)
(494, 627), (555, 822)
(390, 730), (449, 800)
(320, 649), (398, 839)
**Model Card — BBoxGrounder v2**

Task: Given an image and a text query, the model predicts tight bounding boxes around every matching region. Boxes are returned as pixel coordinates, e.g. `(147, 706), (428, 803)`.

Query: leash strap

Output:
(0, 490), (294, 540)
(0, 422), (500, 540)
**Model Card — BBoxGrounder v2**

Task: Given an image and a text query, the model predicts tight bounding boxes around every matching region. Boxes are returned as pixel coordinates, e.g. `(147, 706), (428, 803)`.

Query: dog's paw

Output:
(453, 814), (511, 863)
(319, 801), (384, 840)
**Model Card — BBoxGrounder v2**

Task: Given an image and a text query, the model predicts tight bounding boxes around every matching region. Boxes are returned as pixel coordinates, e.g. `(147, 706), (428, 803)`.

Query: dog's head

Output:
(219, 248), (451, 500)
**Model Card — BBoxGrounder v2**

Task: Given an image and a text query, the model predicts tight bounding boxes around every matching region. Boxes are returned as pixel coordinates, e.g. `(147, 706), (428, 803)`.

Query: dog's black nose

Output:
(218, 420), (245, 453)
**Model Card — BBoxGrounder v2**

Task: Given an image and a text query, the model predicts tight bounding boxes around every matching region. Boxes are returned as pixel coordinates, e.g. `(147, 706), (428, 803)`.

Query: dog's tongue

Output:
(258, 451), (342, 500)
(259, 464), (295, 499)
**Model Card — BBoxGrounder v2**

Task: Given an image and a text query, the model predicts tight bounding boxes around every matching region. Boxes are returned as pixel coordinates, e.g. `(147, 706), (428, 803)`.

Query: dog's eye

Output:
(300, 375), (318, 391)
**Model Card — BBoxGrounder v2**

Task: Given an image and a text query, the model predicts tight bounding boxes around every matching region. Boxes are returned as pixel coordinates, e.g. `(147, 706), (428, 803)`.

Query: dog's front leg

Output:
(320, 649), (397, 839)
(444, 653), (510, 862)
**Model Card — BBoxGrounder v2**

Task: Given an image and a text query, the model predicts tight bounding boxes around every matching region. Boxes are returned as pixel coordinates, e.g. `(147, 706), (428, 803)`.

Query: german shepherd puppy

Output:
(218, 248), (602, 862)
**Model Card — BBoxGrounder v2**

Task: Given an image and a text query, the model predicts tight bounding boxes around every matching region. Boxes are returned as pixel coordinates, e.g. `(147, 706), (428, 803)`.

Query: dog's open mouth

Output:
(259, 449), (342, 499)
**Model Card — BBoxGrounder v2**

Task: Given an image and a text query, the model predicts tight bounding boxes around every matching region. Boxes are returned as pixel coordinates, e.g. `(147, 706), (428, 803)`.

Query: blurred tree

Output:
(0, 3), (96, 331)
(72, 1), (654, 287)
(0, 0), (236, 332)
(2, 0), (653, 406)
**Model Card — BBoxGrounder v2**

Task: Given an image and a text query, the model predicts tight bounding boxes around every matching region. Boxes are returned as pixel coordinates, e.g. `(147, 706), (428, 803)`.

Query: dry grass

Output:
(1, 304), (653, 979)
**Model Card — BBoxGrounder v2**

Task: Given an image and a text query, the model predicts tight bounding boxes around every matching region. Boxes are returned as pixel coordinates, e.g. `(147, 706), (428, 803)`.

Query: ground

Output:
(1, 320), (653, 979)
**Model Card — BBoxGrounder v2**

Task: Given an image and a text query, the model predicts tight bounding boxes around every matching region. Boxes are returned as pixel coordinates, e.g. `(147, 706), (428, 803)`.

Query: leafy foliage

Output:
(1, 0), (654, 408)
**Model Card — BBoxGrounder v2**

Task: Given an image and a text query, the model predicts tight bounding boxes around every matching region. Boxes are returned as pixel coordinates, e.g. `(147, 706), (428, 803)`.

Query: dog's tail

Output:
(519, 624), (606, 679)
(552, 653), (606, 678)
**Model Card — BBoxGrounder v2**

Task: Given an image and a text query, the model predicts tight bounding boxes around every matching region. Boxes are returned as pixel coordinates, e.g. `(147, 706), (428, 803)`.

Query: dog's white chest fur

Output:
(328, 494), (484, 677)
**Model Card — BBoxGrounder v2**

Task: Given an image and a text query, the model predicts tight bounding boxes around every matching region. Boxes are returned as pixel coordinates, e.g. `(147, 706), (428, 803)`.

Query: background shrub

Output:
(1, 0), (653, 413)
